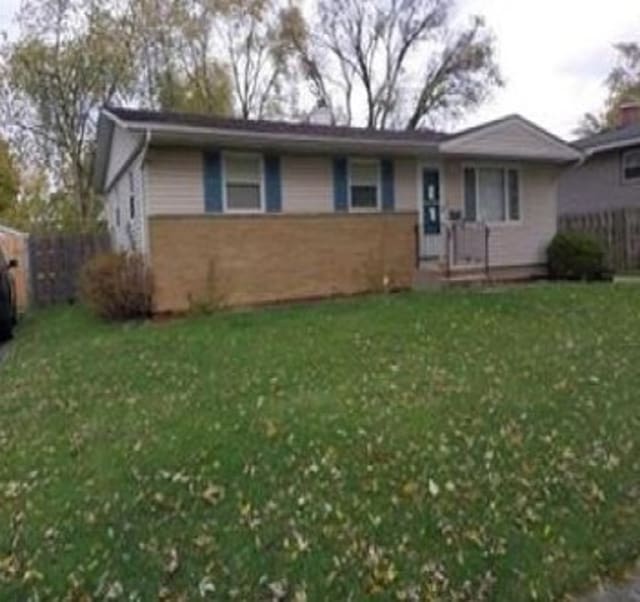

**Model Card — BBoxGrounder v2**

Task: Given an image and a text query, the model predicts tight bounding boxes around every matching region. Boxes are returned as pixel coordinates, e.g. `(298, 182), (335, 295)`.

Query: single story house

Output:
(558, 103), (640, 215)
(93, 107), (580, 312)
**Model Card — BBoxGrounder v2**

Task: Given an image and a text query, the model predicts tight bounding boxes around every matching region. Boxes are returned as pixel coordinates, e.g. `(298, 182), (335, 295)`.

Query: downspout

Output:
(139, 129), (152, 258)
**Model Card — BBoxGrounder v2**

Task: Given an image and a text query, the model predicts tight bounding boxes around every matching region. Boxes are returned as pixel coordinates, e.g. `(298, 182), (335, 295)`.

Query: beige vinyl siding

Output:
(281, 155), (333, 213)
(145, 150), (416, 215)
(442, 120), (577, 161)
(444, 159), (560, 267)
(394, 158), (417, 212)
(146, 148), (205, 215)
(106, 126), (143, 187)
(282, 156), (419, 213)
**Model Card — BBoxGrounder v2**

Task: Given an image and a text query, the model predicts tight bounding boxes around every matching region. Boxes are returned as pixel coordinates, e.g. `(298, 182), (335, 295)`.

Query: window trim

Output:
(463, 164), (522, 226)
(348, 158), (381, 212)
(222, 151), (265, 214)
(622, 148), (640, 185)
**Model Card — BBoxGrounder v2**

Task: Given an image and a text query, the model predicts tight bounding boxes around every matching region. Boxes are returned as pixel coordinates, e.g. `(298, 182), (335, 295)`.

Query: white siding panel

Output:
(282, 156), (418, 213)
(107, 156), (146, 253)
(146, 148), (205, 215)
(281, 155), (333, 213)
(142, 149), (441, 219)
(443, 120), (578, 161)
(394, 158), (417, 212)
(106, 126), (143, 187)
(444, 160), (561, 267)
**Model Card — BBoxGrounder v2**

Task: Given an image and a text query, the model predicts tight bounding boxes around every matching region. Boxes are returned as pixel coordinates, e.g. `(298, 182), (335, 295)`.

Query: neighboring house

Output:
(558, 103), (640, 215)
(93, 107), (579, 312)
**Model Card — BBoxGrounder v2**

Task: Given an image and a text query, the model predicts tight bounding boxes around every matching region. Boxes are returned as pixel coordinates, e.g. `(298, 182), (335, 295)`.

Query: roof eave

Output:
(583, 137), (640, 157)
(439, 147), (581, 163)
(93, 112), (117, 194)
(131, 121), (441, 155)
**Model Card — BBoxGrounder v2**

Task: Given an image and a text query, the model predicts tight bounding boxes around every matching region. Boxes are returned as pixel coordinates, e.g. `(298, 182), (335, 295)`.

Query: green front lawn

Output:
(1, 286), (639, 600)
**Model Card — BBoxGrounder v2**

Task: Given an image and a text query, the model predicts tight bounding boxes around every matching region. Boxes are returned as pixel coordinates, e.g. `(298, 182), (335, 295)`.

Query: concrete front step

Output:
(414, 262), (548, 290)
(414, 265), (490, 289)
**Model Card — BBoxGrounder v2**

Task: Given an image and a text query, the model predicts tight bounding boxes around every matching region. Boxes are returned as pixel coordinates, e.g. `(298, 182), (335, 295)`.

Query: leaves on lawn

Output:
(0, 287), (639, 600)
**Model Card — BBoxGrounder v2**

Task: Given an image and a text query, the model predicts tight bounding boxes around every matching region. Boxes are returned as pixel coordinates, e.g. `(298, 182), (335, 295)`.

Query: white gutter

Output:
(139, 129), (152, 257)
(102, 107), (131, 130)
(104, 131), (149, 194)
(118, 120), (441, 152)
(105, 110), (584, 162)
(583, 136), (640, 157)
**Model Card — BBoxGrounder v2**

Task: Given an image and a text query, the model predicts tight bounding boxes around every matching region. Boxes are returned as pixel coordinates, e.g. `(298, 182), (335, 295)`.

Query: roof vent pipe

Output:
(307, 99), (333, 126)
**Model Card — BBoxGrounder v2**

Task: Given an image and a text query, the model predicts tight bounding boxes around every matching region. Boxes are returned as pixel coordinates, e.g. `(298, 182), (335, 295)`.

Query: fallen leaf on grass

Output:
(201, 484), (225, 505)
(165, 548), (180, 576)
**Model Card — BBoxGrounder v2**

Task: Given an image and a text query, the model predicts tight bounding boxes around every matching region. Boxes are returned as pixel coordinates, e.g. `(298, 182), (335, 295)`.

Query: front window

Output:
(623, 149), (640, 183)
(464, 167), (520, 223)
(349, 160), (379, 210)
(224, 153), (263, 211)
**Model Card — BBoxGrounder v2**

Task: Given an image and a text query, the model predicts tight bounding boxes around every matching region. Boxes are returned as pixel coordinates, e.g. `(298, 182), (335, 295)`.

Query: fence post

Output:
(484, 224), (490, 280)
(445, 226), (451, 278)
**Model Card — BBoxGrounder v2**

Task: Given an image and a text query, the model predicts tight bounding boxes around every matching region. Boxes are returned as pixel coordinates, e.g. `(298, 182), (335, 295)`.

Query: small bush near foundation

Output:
(547, 232), (609, 281)
(80, 252), (153, 320)
(187, 259), (227, 314)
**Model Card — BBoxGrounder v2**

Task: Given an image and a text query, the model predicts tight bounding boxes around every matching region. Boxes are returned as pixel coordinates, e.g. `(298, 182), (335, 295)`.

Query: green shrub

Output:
(547, 232), (609, 281)
(80, 252), (153, 320)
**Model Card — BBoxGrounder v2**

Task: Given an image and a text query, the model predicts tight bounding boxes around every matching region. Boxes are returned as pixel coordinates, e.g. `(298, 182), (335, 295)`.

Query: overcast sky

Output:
(0, 0), (637, 140)
(460, 0), (638, 139)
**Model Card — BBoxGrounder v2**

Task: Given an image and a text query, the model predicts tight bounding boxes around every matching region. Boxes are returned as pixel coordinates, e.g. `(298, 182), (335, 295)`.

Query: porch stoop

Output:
(414, 260), (548, 289)
(414, 259), (491, 289)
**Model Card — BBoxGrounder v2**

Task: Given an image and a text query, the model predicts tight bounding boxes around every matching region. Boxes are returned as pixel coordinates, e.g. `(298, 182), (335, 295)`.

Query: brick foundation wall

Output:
(149, 213), (418, 312)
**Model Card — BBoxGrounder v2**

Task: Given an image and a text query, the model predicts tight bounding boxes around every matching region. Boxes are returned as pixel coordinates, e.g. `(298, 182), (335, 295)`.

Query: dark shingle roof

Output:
(573, 122), (640, 151)
(105, 106), (450, 144)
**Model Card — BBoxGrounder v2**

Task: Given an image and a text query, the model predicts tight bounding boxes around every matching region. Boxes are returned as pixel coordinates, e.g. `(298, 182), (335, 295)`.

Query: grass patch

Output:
(1, 286), (639, 600)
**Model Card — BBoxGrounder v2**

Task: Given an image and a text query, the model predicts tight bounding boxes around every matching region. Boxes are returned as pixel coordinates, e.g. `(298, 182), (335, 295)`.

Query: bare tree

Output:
(293, 0), (502, 129)
(216, 0), (306, 119)
(128, 0), (306, 119)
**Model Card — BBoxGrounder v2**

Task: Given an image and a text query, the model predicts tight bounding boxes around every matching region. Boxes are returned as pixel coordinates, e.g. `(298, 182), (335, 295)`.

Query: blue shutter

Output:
(464, 168), (477, 222)
(203, 151), (223, 213)
(333, 157), (348, 212)
(264, 155), (282, 213)
(381, 159), (395, 212)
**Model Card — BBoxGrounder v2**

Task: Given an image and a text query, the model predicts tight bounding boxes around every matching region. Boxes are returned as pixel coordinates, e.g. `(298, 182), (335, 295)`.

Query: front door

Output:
(422, 167), (442, 259)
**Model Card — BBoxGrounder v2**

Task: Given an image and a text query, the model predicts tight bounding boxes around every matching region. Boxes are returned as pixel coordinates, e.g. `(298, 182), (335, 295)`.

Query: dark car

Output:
(0, 246), (17, 342)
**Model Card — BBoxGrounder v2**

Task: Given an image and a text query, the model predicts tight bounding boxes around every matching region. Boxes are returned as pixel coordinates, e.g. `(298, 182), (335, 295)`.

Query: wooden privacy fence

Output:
(28, 231), (111, 306)
(559, 208), (640, 272)
(0, 225), (30, 313)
